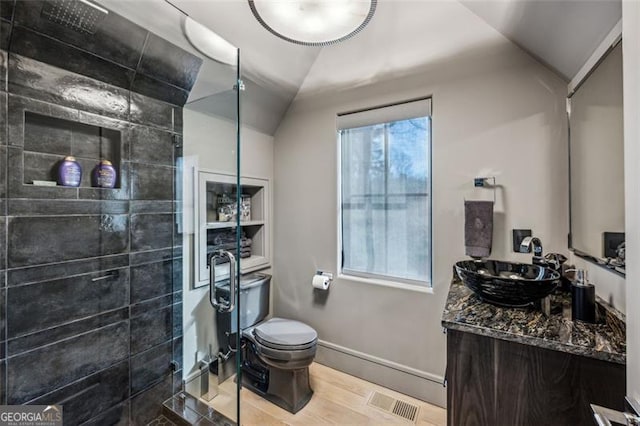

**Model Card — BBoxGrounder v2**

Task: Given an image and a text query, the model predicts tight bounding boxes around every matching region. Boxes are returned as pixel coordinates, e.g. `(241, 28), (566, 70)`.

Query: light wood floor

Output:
(207, 362), (446, 426)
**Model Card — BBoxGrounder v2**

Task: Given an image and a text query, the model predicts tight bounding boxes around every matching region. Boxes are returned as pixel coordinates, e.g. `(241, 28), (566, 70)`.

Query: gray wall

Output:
(0, 1), (199, 423)
(272, 39), (567, 406)
(181, 109), (274, 379)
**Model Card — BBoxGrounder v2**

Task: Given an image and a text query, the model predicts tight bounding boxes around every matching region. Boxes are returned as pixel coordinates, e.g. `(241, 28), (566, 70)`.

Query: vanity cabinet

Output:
(195, 170), (270, 288)
(442, 276), (627, 425)
(446, 329), (625, 425)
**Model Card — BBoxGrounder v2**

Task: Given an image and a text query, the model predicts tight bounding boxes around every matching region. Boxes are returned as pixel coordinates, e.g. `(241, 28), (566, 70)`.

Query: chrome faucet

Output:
(520, 236), (549, 268)
(520, 236), (543, 257)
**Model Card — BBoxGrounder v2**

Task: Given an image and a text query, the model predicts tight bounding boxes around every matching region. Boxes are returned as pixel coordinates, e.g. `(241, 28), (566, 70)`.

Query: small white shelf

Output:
(205, 220), (265, 230)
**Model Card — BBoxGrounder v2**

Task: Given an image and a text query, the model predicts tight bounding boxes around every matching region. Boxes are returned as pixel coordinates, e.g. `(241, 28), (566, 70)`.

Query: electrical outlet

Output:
(603, 232), (625, 258)
(513, 229), (532, 252)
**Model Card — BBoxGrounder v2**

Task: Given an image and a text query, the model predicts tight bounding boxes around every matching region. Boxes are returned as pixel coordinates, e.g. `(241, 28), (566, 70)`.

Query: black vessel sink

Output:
(454, 260), (561, 307)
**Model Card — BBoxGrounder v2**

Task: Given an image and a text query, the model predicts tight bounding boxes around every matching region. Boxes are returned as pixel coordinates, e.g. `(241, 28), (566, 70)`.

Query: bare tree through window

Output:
(341, 116), (431, 285)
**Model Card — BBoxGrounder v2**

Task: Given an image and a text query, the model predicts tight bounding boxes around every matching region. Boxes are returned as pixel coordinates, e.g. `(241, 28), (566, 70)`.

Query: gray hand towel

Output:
(464, 200), (494, 259)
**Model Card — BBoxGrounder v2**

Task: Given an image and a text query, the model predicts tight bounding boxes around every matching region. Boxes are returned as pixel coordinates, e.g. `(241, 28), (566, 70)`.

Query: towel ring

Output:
(465, 176), (496, 203)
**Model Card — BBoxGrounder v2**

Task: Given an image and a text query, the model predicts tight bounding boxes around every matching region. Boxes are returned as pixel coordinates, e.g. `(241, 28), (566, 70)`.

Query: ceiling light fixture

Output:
(248, 0), (376, 46)
(183, 16), (238, 65)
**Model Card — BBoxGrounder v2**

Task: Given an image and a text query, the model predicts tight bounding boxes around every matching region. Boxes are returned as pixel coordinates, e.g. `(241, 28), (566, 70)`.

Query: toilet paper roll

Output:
(312, 275), (330, 290)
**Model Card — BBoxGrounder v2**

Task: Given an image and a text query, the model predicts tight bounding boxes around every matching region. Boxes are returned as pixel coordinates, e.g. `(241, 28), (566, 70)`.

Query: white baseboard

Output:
(315, 339), (447, 408)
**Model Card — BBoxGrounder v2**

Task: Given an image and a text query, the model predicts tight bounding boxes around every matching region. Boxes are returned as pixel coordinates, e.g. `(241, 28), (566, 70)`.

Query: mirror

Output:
(569, 41), (624, 274)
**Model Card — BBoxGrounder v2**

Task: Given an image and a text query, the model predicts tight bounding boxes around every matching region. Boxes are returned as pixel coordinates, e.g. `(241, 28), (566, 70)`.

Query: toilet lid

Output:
(254, 318), (317, 347)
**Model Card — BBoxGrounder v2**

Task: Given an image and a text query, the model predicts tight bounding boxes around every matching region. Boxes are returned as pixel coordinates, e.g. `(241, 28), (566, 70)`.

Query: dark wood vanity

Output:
(442, 278), (626, 425)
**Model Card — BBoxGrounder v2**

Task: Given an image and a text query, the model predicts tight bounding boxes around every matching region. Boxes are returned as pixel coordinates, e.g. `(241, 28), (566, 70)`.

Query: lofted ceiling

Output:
(98, 0), (621, 135)
(461, 0), (621, 80)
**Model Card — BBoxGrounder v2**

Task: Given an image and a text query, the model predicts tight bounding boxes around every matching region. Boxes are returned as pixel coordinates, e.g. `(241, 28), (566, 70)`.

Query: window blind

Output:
(336, 98), (432, 130)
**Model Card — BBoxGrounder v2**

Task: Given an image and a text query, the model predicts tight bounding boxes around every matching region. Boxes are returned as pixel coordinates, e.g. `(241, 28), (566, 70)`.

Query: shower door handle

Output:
(208, 250), (236, 313)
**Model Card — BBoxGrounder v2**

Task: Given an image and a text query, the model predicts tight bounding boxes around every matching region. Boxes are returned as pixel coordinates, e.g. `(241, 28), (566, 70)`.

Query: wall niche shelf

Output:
(195, 170), (271, 289)
(205, 220), (265, 230)
(22, 111), (122, 190)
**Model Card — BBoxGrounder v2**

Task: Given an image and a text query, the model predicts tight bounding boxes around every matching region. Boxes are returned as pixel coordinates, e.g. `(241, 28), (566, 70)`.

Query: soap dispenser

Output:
(570, 269), (596, 323)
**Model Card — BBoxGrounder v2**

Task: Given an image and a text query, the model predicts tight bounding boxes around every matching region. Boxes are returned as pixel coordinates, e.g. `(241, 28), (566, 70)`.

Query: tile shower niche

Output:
(22, 111), (122, 189)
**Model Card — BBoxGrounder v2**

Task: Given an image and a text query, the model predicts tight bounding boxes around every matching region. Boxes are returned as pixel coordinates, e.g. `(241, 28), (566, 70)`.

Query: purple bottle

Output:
(92, 160), (117, 188)
(58, 156), (82, 187)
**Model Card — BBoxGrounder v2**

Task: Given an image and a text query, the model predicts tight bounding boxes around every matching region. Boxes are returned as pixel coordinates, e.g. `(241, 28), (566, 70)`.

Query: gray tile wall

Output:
(0, 1), (197, 424)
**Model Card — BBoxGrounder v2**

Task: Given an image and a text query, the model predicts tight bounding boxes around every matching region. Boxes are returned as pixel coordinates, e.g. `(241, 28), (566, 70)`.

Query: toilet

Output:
(215, 273), (317, 413)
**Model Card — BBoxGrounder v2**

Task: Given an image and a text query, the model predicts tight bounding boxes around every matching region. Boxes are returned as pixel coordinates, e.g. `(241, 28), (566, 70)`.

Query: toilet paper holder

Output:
(315, 270), (333, 281)
(312, 271), (332, 292)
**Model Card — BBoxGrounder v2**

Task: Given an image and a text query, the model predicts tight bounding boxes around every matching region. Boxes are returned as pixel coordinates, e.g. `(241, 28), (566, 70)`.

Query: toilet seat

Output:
(243, 317), (318, 367)
(253, 318), (317, 351)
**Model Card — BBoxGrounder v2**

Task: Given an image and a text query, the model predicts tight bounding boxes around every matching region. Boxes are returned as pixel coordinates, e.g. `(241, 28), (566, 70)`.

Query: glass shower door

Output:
(179, 45), (244, 423)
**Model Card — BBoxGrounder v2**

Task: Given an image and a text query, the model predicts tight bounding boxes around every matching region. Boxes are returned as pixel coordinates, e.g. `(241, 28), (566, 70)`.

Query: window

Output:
(338, 98), (432, 287)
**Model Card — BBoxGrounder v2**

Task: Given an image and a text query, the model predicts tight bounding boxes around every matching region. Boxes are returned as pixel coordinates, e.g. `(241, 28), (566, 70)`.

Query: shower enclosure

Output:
(0, 0), (246, 423)
(177, 37), (246, 425)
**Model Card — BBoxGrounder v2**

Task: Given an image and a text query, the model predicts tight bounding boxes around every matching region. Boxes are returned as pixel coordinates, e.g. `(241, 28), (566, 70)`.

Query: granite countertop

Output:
(442, 277), (626, 364)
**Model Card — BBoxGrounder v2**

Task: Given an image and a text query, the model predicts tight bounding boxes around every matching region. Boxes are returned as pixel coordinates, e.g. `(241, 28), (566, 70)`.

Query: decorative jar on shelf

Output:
(217, 193), (235, 222)
(240, 195), (251, 222)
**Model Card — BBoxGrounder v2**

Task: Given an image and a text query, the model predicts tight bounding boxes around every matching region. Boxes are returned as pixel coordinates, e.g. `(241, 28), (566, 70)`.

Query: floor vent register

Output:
(367, 391), (419, 422)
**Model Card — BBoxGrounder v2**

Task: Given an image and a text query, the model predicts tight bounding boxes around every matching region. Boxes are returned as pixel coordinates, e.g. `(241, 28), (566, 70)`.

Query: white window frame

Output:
(336, 97), (433, 292)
